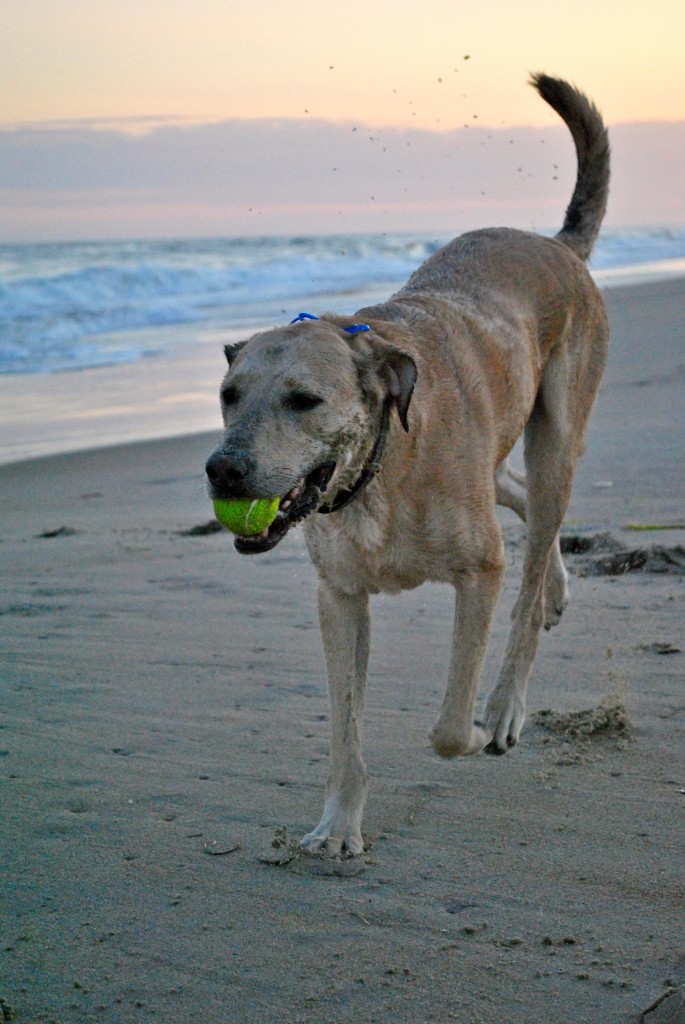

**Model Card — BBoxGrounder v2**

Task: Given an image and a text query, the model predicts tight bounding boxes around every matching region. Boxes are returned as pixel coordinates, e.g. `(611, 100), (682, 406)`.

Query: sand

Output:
(1, 278), (684, 1023)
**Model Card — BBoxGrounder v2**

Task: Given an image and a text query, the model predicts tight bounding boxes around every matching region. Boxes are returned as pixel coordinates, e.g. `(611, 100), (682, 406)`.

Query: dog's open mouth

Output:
(233, 463), (336, 555)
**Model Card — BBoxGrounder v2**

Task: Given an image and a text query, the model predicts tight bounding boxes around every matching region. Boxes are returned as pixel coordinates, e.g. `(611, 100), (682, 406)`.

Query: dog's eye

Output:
(284, 392), (324, 412)
(221, 385), (239, 406)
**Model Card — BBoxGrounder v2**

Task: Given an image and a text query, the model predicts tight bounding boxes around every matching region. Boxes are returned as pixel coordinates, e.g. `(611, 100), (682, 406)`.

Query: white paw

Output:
(483, 690), (526, 755)
(300, 828), (364, 858)
(300, 796), (364, 858)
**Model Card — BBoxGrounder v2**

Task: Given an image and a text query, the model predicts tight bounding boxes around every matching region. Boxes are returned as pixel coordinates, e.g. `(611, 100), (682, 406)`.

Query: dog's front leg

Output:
(430, 568), (503, 757)
(300, 581), (369, 857)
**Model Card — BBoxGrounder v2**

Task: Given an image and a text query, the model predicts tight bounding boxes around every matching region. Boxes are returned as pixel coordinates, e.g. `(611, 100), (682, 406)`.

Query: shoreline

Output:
(1, 271), (685, 468)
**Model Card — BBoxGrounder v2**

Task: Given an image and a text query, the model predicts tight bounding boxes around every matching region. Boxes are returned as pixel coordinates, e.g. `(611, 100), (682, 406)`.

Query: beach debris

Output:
(258, 825), (298, 866)
(175, 520), (223, 536)
(582, 545), (685, 576)
(36, 525), (79, 539)
(271, 825), (289, 848)
(535, 695), (632, 744)
(560, 532), (685, 575)
(203, 841), (241, 857)
(625, 522), (685, 531)
(560, 531), (624, 555)
(639, 642), (681, 656)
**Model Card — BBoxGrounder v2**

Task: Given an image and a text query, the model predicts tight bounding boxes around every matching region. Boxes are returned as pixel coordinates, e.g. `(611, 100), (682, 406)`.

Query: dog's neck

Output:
(318, 398), (392, 516)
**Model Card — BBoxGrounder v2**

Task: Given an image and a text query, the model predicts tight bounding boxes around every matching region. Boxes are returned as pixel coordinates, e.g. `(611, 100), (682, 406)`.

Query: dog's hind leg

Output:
(486, 424), (577, 753)
(485, 324), (606, 753)
(495, 459), (569, 629)
(300, 582), (370, 857)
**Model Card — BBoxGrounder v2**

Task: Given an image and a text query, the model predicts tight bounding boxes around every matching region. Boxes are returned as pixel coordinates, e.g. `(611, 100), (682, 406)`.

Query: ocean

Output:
(2, 227), (685, 377)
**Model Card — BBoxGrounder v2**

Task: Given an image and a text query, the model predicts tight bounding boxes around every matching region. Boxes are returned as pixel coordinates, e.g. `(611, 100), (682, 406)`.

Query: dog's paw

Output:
(544, 554), (570, 630)
(483, 691), (526, 755)
(300, 797), (364, 858)
(429, 721), (489, 758)
(300, 828), (364, 858)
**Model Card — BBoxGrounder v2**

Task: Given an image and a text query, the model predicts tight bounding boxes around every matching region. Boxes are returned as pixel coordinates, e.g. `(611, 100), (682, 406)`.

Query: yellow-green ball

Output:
(213, 497), (280, 536)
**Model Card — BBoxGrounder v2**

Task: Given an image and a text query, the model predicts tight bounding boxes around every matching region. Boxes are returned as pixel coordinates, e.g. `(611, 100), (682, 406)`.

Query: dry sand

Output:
(1, 278), (684, 1023)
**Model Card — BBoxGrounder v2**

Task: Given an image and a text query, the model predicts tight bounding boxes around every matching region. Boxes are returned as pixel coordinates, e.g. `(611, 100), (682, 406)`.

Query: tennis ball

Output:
(213, 496), (280, 536)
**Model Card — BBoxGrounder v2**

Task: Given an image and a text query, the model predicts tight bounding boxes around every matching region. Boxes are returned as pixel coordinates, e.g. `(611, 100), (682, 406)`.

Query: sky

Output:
(2, 0), (684, 240)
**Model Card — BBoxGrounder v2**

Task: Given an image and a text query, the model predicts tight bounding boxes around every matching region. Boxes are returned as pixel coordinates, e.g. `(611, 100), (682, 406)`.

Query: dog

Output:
(205, 74), (610, 857)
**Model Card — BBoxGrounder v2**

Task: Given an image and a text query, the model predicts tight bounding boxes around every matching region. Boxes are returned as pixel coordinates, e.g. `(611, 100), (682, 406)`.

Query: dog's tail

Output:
(531, 73), (610, 262)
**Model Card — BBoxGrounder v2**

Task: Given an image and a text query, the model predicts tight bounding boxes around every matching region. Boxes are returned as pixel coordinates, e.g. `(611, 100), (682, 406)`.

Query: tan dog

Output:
(206, 74), (610, 856)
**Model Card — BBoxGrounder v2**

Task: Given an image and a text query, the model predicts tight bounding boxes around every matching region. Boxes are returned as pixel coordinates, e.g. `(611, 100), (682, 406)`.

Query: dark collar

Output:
(318, 398), (392, 515)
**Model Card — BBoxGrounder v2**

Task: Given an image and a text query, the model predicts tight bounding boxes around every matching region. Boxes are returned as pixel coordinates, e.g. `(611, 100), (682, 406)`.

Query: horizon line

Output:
(3, 112), (685, 137)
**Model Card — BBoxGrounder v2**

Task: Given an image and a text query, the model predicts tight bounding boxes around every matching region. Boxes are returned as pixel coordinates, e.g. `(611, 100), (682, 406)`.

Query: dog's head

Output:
(205, 316), (416, 553)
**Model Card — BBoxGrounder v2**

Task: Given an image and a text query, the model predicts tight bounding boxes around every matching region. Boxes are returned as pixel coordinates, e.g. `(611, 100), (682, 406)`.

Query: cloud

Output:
(1, 117), (683, 240)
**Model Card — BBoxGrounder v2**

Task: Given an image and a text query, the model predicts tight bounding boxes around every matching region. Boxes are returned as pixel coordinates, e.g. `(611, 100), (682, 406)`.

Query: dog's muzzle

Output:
(207, 396), (393, 554)
(208, 461), (336, 555)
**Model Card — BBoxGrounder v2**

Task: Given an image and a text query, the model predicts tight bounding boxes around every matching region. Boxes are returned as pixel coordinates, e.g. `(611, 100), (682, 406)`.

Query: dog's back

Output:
(345, 76), (611, 492)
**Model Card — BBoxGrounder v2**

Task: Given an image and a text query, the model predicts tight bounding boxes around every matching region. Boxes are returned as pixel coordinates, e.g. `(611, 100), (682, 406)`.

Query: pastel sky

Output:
(2, 0), (684, 240)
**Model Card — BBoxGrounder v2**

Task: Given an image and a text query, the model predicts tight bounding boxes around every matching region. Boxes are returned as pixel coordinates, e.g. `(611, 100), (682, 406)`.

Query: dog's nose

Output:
(205, 449), (252, 490)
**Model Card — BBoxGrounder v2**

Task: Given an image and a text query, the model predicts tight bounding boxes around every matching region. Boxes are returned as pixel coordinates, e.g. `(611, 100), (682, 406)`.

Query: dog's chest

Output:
(305, 498), (449, 595)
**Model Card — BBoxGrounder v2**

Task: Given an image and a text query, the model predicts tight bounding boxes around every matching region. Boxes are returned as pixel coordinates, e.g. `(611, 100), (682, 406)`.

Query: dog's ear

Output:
(376, 346), (417, 432)
(382, 348), (417, 432)
(224, 340), (246, 365)
(335, 317), (417, 432)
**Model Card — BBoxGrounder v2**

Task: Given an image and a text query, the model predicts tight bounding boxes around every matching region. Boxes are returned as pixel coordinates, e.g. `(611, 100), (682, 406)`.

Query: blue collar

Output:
(290, 312), (370, 335)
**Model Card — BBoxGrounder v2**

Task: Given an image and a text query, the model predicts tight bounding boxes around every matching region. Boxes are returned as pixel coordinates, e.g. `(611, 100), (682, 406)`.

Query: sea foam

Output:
(1, 228), (684, 375)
